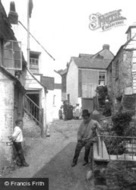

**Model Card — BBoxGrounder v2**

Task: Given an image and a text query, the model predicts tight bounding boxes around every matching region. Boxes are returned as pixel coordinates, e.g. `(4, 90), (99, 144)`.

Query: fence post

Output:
(39, 108), (44, 138)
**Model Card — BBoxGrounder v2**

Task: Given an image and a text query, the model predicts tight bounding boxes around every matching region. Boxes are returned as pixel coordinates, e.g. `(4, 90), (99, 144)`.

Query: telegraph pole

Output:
(27, 0), (30, 69)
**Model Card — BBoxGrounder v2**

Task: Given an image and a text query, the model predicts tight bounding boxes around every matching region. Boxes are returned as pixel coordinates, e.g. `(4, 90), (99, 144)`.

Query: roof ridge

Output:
(72, 56), (111, 69)
(92, 47), (114, 58)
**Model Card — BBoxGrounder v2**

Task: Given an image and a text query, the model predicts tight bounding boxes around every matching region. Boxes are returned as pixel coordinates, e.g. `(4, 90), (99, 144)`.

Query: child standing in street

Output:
(9, 119), (29, 167)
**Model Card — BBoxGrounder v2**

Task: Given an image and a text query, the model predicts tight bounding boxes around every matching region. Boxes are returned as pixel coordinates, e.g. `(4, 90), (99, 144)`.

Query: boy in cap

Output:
(71, 109), (102, 167)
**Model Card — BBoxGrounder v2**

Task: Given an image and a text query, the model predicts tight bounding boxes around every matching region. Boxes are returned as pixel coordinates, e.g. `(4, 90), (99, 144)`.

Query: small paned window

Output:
(3, 40), (22, 70)
(99, 72), (105, 85)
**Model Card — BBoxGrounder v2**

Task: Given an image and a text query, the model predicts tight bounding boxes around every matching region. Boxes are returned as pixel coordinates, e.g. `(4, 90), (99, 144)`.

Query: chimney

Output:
(8, 1), (18, 24)
(103, 44), (110, 50)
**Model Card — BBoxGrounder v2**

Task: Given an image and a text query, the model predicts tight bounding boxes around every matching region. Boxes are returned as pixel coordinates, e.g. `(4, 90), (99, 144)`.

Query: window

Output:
(99, 72), (105, 85)
(3, 40), (22, 70)
(30, 58), (39, 68)
(30, 51), (41, 71)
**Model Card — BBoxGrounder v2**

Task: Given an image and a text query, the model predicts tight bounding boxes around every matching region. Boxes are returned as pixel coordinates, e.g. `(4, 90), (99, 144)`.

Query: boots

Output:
(21, 161), (29, 167)
(71, 162), (77, 167)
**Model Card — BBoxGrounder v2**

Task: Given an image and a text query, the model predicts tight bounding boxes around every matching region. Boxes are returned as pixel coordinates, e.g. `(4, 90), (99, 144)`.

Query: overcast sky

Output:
(2, 0), (136, 70)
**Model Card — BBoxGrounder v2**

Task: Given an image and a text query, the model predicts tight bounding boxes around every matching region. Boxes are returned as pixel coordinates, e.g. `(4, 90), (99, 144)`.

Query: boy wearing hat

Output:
(71, 109), (102, 167)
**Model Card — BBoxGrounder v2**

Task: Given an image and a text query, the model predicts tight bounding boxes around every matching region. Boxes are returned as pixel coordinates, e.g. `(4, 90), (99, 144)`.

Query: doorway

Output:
(82, 98), (93, 113)
(26, 90), (40, 106)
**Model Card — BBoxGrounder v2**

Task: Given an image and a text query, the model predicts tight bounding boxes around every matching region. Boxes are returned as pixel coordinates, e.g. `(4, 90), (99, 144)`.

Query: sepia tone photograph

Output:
(0, 0), (136, 189)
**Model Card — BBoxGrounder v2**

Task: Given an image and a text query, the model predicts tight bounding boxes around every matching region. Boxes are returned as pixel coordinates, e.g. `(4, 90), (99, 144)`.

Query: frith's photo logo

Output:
(89, 9), (126, 31)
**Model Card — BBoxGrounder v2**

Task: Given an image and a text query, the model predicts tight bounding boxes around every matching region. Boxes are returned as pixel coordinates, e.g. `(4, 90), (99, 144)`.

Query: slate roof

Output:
(55, 68), (67, 75)
(79, 53), (93, 58)
(70, 45), (114, 70)
(92, 45), (114, 60)
(0, 1), (15, 41)
(72, 57), (112, 69)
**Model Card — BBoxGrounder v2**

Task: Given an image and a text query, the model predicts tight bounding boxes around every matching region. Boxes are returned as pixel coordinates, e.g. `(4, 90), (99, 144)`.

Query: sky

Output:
(2, 0), (136, 71)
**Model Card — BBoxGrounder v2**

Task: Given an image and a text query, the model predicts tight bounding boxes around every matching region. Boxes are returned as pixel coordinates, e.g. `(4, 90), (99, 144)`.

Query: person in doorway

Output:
(9, 119), (29, 167)
(71, 109), (102, 167)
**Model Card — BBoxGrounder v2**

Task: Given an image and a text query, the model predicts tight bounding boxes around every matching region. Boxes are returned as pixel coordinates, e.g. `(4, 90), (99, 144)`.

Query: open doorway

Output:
(27, 93), (39, 106)
(25, 90), (41, 121)
(26, 90), (40, 106)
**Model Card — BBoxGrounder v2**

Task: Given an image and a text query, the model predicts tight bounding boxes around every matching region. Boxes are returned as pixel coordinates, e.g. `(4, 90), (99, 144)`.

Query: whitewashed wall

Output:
(0, 72), (14, 168)
(67, 60), (78, 106)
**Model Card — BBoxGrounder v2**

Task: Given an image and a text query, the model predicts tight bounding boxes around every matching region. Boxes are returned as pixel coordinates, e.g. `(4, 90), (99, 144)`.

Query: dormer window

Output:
(126, 26), (136, 41)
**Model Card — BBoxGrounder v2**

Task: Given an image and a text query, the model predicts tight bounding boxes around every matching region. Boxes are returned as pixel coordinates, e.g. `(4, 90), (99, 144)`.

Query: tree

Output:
(96, 86), (108, 107)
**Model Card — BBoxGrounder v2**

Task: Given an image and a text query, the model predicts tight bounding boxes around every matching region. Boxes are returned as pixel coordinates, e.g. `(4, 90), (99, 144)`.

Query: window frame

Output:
(99, 71), (106, 85)
(3, 40), (22, 70)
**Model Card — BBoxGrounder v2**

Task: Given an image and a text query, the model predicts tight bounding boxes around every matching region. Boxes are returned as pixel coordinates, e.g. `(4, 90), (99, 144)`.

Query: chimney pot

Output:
(8, 1), (18, 24)
(10, 1), (16, 12)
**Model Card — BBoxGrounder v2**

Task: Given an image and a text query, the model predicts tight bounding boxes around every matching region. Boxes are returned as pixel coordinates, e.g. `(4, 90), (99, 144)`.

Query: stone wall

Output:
(109, 49), (133, 113)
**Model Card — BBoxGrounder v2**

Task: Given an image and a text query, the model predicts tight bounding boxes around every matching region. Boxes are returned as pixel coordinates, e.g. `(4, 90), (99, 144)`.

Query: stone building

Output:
(66, 45), (114, 112)
(107, 25), (136, 113)
(0, 1), (26, 169)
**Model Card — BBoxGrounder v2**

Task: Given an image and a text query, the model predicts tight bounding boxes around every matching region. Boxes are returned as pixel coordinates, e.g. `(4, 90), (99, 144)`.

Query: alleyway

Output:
(2, 119), (98, 190)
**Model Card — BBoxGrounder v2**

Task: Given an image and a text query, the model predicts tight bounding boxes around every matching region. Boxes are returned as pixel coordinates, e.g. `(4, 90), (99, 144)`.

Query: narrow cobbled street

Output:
(3, 119), (97, 190)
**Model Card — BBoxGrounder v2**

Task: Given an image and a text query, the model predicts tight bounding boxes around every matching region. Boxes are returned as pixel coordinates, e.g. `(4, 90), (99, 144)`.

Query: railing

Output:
(24, 95), (43, 130)
(94, 134), (136, 162)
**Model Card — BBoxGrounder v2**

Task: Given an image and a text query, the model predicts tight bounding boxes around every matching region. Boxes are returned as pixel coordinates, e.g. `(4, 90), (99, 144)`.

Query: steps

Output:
(24, 94), (44, 137)
(23, 113), (41, 138)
